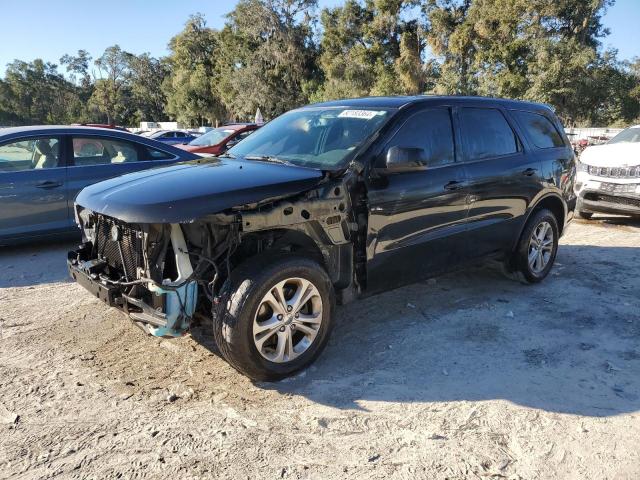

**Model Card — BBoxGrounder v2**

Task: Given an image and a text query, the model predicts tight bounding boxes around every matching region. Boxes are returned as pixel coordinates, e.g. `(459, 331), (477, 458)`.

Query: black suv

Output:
(68, 96), (576, 380)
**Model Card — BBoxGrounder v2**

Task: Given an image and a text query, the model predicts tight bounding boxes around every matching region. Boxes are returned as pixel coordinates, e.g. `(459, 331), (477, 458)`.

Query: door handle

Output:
(35, 180), (63, 189)
(522, 168), (538, 176)
(444, 180), (464, 191)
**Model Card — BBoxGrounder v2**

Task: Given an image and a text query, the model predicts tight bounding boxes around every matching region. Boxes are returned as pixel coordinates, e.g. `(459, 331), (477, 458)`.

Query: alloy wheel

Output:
(252, 277), (323, 363)
(528, 221), (554, 274)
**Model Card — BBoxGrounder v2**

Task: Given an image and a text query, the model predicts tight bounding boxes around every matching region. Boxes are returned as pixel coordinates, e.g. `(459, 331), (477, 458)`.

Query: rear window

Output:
(513, 111), (565, 149)
(459, 108), (518, 161)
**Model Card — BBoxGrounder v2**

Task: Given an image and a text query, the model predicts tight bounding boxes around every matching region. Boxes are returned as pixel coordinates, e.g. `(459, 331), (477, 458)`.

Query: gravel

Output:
(1, 217), (639, 479)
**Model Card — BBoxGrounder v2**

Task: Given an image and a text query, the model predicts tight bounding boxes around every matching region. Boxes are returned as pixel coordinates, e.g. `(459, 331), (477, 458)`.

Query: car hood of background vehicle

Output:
(580, 143), (640, 167)
(75, 157), (324, 224)
(174, 143), (207, 152)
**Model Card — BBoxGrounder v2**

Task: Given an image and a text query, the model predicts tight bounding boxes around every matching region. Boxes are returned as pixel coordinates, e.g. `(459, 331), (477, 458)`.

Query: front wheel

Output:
(213, 255), (335, 381)
(511, 208), (559, 283)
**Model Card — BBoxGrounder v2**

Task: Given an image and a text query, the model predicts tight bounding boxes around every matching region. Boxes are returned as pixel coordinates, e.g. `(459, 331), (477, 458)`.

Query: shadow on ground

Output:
(243, 243), (640, 417)
(0, 240), (76, 288)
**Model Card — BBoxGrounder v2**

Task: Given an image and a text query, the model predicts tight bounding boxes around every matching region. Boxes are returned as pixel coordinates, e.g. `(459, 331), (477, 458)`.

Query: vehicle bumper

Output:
(68, 256), (121, 307)
(67, 244), (197, 337)
(575, 174), (640, 216)
(576, 190), (640, 216)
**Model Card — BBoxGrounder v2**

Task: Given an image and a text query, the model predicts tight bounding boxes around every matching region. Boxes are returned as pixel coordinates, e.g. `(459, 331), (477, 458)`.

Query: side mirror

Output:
(382, 146), (429, 173)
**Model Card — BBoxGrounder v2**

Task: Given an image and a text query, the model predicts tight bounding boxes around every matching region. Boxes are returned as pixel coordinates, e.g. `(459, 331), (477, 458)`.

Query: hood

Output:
(580, 142), (640, 167)
(174, 143), (205, 152)
(76, 157), (324, 224)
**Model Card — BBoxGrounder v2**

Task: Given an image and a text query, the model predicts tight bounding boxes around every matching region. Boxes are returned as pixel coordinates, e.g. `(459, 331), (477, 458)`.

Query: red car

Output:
(176, 124), (260, 155)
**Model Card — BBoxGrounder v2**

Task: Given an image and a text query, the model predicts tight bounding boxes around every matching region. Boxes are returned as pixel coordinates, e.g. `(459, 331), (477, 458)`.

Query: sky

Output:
(0, 0), (637, 77)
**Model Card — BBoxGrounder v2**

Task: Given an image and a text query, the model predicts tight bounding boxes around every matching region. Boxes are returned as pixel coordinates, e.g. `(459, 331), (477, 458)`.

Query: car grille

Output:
(95, 216), (143, 280)
(599, 182), (639, 194)
(584, 165), (640, 178)
(584, 192), (640, 209)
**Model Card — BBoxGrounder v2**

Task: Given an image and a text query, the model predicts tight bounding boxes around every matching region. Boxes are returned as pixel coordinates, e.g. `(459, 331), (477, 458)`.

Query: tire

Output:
(213, 254), (335, 381)
(512, 208), (559, 284)
(576, 210), (593, 220)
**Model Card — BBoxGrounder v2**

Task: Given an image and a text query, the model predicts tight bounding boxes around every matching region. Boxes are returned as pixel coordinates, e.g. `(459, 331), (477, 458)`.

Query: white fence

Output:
(564, 127), (624, 141)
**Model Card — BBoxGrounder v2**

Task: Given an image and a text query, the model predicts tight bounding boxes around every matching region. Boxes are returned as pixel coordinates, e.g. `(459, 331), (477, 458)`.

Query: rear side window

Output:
(513, 111), (565, 148)
(72, 137), (140, 165)
(386, 108), (455, 167)
(459, 108), (518, 161)
(145, 147), (175, 160)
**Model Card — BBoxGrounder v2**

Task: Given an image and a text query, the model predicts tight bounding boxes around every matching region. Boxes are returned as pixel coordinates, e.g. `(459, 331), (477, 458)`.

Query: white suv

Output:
(576, 125), (640, 219)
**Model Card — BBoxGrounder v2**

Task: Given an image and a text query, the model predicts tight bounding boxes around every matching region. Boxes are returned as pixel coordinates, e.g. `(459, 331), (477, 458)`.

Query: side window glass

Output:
(144, 147), (174, 160)
(513, 111), (565, 148)
(385, 109), (455, 167)
(0, 137), (60, 171)
(459, 108), (518, 160)
(72, 137), (139, 165)
(236, 131), (254, 141)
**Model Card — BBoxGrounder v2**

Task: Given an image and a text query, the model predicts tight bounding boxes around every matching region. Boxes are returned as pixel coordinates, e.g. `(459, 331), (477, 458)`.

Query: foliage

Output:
(0, 0), (638, 128)
(214, 0), (319, 119)
(162, 14), (226, 126)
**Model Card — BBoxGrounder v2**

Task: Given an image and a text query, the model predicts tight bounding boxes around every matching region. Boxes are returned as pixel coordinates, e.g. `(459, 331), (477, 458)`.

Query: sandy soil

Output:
(1, 217), (639, 480)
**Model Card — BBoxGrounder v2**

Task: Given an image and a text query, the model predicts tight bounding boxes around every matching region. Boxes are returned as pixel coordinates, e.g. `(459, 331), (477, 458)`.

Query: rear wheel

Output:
(213, 255), (335, 381)
(511, 209), (559, 283)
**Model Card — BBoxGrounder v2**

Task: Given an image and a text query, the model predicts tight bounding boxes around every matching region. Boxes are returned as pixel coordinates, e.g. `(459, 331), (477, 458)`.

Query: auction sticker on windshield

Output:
(338, 110), (383, 120)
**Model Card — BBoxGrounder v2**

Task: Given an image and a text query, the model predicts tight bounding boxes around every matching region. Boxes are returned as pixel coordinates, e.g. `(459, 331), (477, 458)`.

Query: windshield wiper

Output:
(218, 152), (236, 159)
(244, 155), (293, 165)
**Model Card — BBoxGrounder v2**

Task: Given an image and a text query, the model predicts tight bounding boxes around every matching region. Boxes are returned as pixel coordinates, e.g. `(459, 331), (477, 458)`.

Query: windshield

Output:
(228, 107), (391, 169)
(608, 127), (640, 144)
(189, 128), (235, 147)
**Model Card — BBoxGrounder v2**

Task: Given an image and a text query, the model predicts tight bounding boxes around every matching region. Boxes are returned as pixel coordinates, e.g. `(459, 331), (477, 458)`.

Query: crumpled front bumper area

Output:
(68, 242), (198, 338)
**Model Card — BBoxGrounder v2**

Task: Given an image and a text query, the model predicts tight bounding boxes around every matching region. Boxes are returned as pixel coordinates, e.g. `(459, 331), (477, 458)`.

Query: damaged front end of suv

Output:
(68, 103), (395, 380)
(68, 162), (358, 338)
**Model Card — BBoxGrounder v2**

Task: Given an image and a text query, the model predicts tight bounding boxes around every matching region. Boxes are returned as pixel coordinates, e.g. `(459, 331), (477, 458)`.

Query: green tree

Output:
(216, 0), (319, 119)
(128, 53), (169, 123)
(163, 14), (225, 126)
(90, 45), (133, 124)
(317, 0), (426, 101)
(314, 0), (374, 100)
(60, 49), (92, 88)
(0, 59), (79, 125)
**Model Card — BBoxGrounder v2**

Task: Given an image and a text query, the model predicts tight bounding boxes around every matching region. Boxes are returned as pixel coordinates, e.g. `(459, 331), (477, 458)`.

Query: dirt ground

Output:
(1, 217), (639, 480)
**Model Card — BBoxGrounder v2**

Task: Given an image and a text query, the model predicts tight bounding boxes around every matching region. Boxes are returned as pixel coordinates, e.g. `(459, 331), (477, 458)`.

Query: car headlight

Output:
(577, 160), (589, 173)
(77, 208), (97, 242)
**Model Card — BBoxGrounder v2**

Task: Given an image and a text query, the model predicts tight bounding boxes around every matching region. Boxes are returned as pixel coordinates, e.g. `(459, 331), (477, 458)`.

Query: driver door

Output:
(0, 136), (69, 241)
(365, 107), (469, 294)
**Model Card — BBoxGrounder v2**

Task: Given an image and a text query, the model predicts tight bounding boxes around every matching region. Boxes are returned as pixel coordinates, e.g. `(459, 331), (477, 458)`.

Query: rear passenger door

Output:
(511, 110), (575, 209)
(366, 107), (469, 293)
(65, 135), (178, 217)
(458, 107), (543, 259)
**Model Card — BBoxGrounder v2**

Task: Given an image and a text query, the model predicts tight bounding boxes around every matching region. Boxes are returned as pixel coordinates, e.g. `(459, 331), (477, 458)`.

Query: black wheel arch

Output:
(512, 192), (567, 252)
(235, 226), (354, 290)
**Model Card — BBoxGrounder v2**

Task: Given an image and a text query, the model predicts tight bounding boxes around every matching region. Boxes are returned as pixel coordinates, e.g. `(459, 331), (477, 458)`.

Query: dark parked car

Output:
(148, 130), (198, 145)
(176, 123), (260, 156)
(0, 126), (199, 245)
(68, 96), (576, 380)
